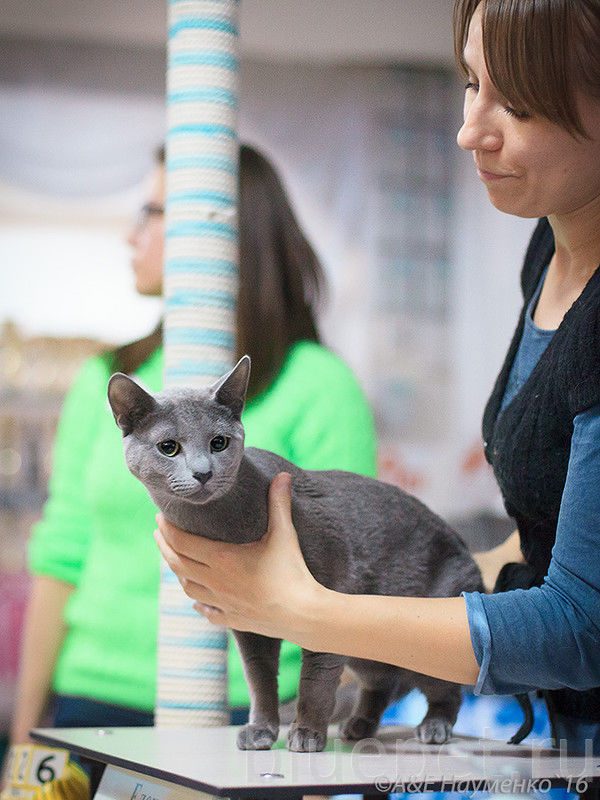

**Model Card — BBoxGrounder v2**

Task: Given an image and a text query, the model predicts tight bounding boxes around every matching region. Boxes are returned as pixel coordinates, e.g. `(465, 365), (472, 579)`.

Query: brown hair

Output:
(109, 144), (325, 399)
(453, 0), (600, 138)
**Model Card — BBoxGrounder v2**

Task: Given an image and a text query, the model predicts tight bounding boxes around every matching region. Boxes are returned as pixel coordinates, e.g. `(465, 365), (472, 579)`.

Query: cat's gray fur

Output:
(108, 356), (483, 752)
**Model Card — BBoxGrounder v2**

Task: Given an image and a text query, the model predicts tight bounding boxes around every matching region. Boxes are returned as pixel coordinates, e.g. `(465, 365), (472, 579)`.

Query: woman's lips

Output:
(477, 166), (514, 182)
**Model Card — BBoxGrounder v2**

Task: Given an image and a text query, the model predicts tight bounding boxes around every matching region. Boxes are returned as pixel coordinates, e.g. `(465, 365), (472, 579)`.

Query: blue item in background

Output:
(334, 690), (573, 800)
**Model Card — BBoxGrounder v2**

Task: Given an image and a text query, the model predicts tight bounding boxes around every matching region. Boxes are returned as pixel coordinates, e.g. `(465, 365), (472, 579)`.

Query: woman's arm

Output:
(157, 394), (600, 694)
(11, 358), (106, 741)
(29, 358), (106, 583)
(155, 473), (481, 686)
(462, 405), (600, 695)
(10, 576), (74, 743)
(295, 587), (480, 686)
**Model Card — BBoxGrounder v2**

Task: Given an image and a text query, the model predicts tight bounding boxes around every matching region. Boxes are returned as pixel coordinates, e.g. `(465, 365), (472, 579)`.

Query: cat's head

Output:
(107, 356), (250, 505)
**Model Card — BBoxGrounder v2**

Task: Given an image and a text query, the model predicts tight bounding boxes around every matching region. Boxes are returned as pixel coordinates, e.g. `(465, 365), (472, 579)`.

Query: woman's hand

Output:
(154, 472), (323, 643)
(156, 472), (481, 684)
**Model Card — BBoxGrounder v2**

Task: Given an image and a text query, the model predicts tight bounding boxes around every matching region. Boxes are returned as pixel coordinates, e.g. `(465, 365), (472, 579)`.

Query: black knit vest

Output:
(482, 217), (600, 721)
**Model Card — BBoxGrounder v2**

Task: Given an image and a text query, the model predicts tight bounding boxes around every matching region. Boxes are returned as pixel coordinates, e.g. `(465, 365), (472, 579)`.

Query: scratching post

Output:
(157, 0), (240, 727)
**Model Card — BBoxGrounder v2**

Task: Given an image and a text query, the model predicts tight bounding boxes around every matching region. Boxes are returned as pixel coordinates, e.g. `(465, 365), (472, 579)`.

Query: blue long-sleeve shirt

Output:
(463, 273), (600, 701)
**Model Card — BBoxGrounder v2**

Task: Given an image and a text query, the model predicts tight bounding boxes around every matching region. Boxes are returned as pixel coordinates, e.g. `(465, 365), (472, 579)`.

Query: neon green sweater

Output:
(29, 341), (377, 711)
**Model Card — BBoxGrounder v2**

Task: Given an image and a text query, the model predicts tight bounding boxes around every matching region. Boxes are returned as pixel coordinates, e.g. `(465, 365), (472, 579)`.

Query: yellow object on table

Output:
(1, 745), (89, 800)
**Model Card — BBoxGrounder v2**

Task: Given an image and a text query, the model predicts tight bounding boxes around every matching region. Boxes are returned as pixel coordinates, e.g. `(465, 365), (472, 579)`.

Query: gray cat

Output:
(108, 356), (483, 752)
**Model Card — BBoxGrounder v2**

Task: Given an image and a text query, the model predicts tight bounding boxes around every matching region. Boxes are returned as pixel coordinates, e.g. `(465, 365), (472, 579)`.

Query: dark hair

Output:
(454, 0), (600, 138)
(109, 144), (325, 399)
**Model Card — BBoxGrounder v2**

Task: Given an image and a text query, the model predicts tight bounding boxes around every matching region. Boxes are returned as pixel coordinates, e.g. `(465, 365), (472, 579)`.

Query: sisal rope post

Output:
(157, 0), (240, 728)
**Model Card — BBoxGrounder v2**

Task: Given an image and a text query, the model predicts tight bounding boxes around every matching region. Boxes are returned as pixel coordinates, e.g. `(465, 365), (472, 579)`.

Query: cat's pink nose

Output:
(193, 471), (213, 485)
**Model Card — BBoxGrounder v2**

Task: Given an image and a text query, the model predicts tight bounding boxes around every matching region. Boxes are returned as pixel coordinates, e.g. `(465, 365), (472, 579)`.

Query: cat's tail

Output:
(508, 693), (534, 745)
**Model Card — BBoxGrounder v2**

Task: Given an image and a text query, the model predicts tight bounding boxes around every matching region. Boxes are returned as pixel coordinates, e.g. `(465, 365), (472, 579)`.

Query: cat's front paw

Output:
(287, 724), (327, 752)
(237, 723), (279, 750)
(416, 719), (453, 744)
(341, 715), (380, 741)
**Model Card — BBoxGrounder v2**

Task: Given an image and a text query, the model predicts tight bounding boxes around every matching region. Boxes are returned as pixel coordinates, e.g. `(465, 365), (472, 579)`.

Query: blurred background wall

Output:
(0, 0), (536, 734)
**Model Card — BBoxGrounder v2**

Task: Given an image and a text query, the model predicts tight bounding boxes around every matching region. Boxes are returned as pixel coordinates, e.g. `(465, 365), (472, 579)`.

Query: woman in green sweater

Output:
(10, 145), (376, 751)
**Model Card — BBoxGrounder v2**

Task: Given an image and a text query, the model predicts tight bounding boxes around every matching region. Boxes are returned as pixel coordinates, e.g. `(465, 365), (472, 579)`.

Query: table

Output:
(31, 725), (600, 799)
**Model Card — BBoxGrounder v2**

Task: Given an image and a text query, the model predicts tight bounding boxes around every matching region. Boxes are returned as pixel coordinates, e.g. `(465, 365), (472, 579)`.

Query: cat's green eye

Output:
(210, 435), (230, 452)
(157, 440), (181, 457)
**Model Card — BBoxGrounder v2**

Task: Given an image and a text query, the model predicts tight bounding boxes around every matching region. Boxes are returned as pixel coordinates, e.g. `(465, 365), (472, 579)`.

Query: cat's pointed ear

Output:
(107, 373), (157, 436)
(210, 355), (250, 420)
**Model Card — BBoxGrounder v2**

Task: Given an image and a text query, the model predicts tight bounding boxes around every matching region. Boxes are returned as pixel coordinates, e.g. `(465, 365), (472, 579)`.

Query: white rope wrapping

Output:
(157, 0), (240, 728)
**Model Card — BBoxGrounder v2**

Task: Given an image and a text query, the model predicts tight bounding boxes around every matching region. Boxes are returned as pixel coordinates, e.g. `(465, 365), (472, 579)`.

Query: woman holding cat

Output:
(11, 145), (376, 759)
(156, 0), (600, 760)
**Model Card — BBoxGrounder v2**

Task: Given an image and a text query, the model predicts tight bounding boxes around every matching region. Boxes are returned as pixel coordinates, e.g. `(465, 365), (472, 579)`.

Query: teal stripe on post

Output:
(157, 698), (228, 713)
(169, 17), (239, 37)
(167, 154), (236, 173)
(168, 123), (237, 138)
(167, 327), (235, 346)
(166, 220), (236, 238)
(159, 0), (239, 729)
(168, 87), (238, 108)
(165, 257), (237, 275)
(168, 190), (236, 206)
(170, 52), (239, 71)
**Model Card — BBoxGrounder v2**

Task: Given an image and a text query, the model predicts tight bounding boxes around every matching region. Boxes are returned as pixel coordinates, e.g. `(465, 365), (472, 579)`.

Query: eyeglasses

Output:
(135, 202), (165, 229)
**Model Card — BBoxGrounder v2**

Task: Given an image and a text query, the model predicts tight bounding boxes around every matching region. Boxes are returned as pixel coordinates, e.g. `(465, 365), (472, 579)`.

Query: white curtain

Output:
(0, 39), (166, 197)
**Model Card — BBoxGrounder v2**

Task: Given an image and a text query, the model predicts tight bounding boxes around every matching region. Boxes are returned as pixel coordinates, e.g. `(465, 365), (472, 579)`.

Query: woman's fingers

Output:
(154, 529), (222, 606)
(156, 512), (216, 561)
(180, 578), (219, 606)
(154, 528), (211, 585)
(152, 472), (315, 640)
(193, 601), (225, 621)
(267, 471), (293, 532)
(266, 473), (313, 579)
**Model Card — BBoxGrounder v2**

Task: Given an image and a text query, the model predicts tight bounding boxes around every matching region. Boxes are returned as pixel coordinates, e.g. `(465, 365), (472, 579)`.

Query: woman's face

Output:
(127, 165), (165, 296)
(456, 4), (600, 220)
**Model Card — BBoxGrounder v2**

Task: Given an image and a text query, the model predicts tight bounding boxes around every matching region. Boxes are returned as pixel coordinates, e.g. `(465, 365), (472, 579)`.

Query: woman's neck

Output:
(549, 194), (600, 283)
(535, 201), (600, 330)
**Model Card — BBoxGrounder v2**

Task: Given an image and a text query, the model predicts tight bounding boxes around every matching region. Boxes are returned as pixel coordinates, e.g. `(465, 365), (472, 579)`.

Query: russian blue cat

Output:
(108, 356), (483, 752)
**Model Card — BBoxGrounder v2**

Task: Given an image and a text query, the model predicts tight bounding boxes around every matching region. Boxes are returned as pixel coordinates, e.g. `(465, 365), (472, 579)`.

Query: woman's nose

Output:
(126, 225), (138, 248)
(457, 97), (502, 153)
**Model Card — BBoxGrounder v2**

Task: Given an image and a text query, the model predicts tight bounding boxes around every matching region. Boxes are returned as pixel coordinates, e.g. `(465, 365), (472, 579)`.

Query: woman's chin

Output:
(136, 284), (162, 297)
(133, 273), (163, 296)
(486, 192), (541, 219)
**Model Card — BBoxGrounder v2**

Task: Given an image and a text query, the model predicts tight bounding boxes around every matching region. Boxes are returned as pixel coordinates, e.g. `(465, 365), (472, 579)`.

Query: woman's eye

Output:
(464, 81), (478, 93)
(504, 105), (530, 120)
(210, 435), (230, 453)
(157, 440), (181, 457)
